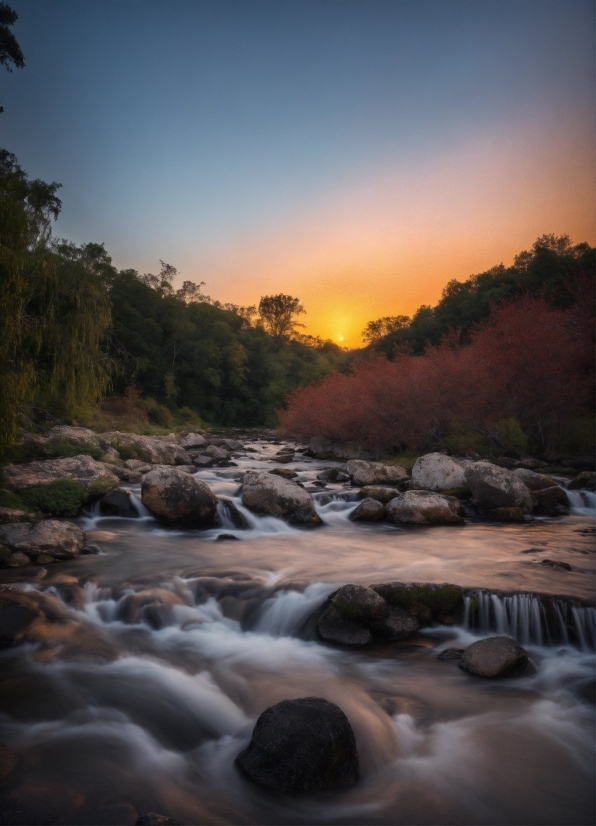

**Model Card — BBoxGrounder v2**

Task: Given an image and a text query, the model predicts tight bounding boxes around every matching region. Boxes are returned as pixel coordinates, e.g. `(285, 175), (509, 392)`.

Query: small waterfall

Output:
(565, 489), (596, 516)
(129, 493), (152, 518)
(463, 590), (596, 651)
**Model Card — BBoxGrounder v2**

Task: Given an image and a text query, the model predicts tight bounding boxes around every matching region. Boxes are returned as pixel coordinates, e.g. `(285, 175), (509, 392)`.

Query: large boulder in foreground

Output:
(459, 636), (528, 678)
(346, 460), (408, 487)
(385, 491), (463, 524)
(464, 461), (533, 514)
(4, 455), (119, 493)
(0, 519), (85, 566)
(141, 468), (218, 528)
(235, 697), (358, 793)
(242, 471), (322, 526)
(411, 453), (467, 492)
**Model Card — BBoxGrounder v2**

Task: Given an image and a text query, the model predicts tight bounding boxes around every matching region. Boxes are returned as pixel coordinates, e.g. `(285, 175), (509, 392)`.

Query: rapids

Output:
(0, 438), (594, 824)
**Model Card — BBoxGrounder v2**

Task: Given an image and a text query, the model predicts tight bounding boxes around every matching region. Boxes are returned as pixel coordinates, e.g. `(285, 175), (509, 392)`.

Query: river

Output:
(0, 438), (594, 824)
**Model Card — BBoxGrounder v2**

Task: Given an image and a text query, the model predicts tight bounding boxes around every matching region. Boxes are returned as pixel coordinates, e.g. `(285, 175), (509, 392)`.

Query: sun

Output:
(338, 335), (344, 342)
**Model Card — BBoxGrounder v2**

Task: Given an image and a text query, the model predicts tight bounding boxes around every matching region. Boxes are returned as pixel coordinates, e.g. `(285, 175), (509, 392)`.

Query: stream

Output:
(0, 439), (594, 824)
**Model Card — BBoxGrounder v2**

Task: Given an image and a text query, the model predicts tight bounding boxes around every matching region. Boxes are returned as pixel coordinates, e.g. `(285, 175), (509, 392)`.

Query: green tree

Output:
(0, 2), (24, 113)
(361, 315), (410, 344)
(258, 294), (306, 352)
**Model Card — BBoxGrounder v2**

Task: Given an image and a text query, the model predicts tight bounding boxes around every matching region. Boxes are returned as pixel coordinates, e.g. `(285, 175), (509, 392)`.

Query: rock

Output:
(5, 551), (31, 567)
(459, 636), (528, 678)
(514, 468), (557, 490)
(368, 606), (420, 640)
(316, 467), (350, 483)
(494, 456), (520, 469)
(531, 486), (569, 515)
(350, 498), (385, 521)
(178, 432), (206, 450)
(0, 520), (85, 561)
(269, 468), (298, 479)
(332, 584), (389, 624)
(0, 507), (30, 524)
(317, 605), (372, 645)
(136, 814), (179, 826)
(411, 453), (467, 491)
(124, 459), (153, 472)
(242, 471), (321, 526)
(438, 648), (464, 660)
(235, 697), (359, 793)
(216, 533), (240, 541)
(519, 456), (547, 469)
(218, 497), (249, 529)
(346, 460), (408, 487)
(567, 471), (596, 491)
(141, 467), (218, 528)
(464, 462), (533, 514)
(0, 599), (38, 643)
(4, 455), (119, 493)
(560, 453), (595, 471)
(272, 453), (294, 463)
(489, 507), (525, 522)
(371, 582), (464, 625)
(541, 559), (572, 571)
(359, 485), (400, 504)
(205, 445), (231, 461)
(193, 455), (214, 467)
(102, 446), (120, 460)
(105, 432), (190, 465)
(385, 491), (464, 525)
(99, 489), (139, 518)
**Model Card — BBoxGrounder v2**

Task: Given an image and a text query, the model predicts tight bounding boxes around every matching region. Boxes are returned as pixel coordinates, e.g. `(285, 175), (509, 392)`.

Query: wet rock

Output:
(273, 453), (294, 463)
(541, 559), (572, 571)
(269, 467), (298, 479)
(216, 533), (240, 541)
(0, 599), (38, 643)
(178, 432), (207, 450)
(235, 697), (359, 793)
(531, 486), (569, 515)
(385, 491), (464, 525)
(489, 506), (525, 522)
(124, 459), (153, 473)
(205, 445), (231, 461)
(99, 488), (139, 518)
(567, 471), (595, 491)
(332, 584), (389, 624)
(136, 814), (179, 826)
(459, 636), (528, 678)
(350, 497), (385, 521)
(5, 551), (31, 567)
(317, 605), (372, 644)
(141, 467), (218, 528)
(464, 461), (533, 514)
(347, 459), (408, 487)
(360, 485), (400, 504)
(193, 455), (214, 467)
(438, 647), (464, 660)
(411, 453), (467, 491)
(0, 520), (85, 560)
(316, 467), (350, 483)
(513, 468), (557, 490)
(371, 582), (464, 625)
(218, 496), (249, 529)
(242, 471), (321, 526)
(4, 454), (119, 493)
(0, 507), (30, 524)
(368, 606), (420, 640)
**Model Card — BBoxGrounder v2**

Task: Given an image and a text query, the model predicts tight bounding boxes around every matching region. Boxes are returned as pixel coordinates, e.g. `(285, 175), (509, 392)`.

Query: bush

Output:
(44, 438), (104, 461)
(491, 418), (528, 456)
(0, 489), (28, 510)
(21, 480), (86, 516)
(144, 397), (173, 427)
(110, 440), (144, 461)
(440, 422), (489, 457)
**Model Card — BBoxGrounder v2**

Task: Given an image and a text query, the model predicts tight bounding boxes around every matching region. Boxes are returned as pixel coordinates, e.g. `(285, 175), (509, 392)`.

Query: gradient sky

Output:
(3, 0), (594, 346)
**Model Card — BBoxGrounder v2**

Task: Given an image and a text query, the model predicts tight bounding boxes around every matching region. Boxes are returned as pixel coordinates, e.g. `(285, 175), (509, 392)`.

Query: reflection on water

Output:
(0, 439), (594, 824)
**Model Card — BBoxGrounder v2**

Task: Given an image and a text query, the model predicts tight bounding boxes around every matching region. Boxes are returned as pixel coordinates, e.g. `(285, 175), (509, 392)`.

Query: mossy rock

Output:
(110, 441), (147, 462)
(20, 480), (87, 517)
(489, 507), (525, 522)
(371, 582), (464, 624)
(87, 475), (119, 499)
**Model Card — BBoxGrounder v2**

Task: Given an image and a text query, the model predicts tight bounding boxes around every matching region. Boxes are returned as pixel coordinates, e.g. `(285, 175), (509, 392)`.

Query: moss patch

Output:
(0, 489), (29, 511)
(20, 480), (86, 517)
(87, 475), (119, 499)
(371, 582), (464, 622)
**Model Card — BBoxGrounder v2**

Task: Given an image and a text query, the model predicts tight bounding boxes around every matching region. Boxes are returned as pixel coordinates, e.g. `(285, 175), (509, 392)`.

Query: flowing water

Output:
(0, 440), (594, 824)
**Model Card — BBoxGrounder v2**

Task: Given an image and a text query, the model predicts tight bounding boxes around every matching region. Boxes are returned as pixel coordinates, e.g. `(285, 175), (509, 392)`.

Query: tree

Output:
(361, 315), (410, 344)
(0, 3), (25, 114)
(258, 294), (306, 352)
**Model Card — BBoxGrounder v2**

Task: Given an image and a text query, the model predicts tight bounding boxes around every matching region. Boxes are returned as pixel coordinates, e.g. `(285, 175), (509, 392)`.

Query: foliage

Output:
(20, 480), (86, 516)
(0, 487), (27, 510)
(361, 315), (410, 344)
(0, 2), (24, 114)
(257, 294), (306, 352)
(279, 294), (594, 457)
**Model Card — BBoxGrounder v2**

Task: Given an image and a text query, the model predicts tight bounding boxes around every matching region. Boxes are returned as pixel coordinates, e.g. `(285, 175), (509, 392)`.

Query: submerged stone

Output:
(459, 636), (528, 678)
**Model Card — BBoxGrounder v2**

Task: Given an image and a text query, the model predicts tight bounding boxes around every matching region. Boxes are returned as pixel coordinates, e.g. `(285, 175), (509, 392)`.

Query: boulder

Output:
(105, 433), (190, 465)
(316, 467), (350, 483)
(332, 584), (389, 624)
(205, 445), (231, 461)
(350, 498), (385, 522)
(385, 491), (463, 525)
(371, 582), (464, 625)
(411, 453), (467, 491)
(359, 486), (400, 504)
(531, 486), (569, 516)
(99, 489), (139, 518)
(567, 471), (596, 491)
(141, 468), (218, 528)
(4, 455), (119, 493)
(346, 460), (408, 487)
(371, 606), (420, 639)
(269, 468), (298, 479)
(489, 507), (525, 522)
(235, 697), (359, 793)
(242, 471), (322, 526)
(178, 432), (206, 450)
(459, 636), (528, 678)
(518, 456), (547, 470)
(560, 453), (595, 471)
(464, 462), (533, 514)
(317, 605), (372, 645)
(0, 507), (31, 524)
(0, 520), (85, 562)
(513, 468), (557, 491)
(218, 497), (249, 529)
(124, 459), (153, 473)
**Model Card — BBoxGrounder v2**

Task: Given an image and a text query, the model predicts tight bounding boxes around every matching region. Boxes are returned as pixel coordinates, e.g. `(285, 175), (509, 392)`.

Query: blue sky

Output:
(2, 0), (593, 343)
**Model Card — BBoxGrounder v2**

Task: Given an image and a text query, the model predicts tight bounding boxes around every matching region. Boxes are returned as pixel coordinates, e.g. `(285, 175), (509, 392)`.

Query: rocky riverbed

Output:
(0, 431), (594, 824)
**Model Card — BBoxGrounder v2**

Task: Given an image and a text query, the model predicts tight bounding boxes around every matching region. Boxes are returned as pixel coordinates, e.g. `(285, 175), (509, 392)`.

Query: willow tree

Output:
(0, 150), (112, 451)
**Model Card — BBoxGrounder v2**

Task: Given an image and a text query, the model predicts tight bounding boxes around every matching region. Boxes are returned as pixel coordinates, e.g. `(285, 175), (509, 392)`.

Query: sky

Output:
(2, 0), (594, 346)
